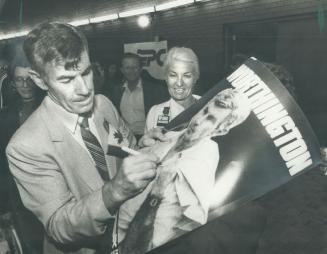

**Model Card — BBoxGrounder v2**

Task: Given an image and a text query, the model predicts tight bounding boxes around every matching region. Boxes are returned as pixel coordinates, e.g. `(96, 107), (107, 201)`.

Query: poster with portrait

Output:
(113, 58), (322, 254)
(124, 41), (167, 80)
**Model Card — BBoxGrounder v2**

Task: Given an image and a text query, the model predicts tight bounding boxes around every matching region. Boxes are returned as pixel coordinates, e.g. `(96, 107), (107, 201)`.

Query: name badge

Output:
(157, 115), (170, 127)
(157, 106), (170, 127)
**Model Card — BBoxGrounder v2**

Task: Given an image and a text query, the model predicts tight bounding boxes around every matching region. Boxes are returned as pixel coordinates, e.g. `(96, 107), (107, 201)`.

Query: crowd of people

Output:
(0, 21), (322, 254)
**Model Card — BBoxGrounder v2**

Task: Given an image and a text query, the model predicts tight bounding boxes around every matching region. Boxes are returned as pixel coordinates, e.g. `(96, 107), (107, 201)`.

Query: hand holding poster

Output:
(112, 58), (321, 254)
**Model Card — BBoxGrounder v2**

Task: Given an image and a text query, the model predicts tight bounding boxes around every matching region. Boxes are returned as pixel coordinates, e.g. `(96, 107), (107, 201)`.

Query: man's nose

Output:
(22, 79), (29, 88)
(75, 76), (90, 95)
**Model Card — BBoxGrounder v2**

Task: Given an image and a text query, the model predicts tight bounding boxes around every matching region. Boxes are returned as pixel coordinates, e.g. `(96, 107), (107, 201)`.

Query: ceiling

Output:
(0, 0), (147, 32)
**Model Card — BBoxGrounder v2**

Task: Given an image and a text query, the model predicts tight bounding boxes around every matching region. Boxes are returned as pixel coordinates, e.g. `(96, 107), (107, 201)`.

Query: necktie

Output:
(80, 117), (109, 181)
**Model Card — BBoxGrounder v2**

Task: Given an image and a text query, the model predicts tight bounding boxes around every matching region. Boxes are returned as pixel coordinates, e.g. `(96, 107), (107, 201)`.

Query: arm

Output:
(144, 105), (157, 134)
(102, 153), (159, 214)
(7, 141), (159, 245)
(6, 142), (111, 244)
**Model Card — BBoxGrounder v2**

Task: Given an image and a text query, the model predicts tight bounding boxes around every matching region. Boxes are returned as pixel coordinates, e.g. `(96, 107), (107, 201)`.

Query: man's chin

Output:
(73, 101), (94, 114)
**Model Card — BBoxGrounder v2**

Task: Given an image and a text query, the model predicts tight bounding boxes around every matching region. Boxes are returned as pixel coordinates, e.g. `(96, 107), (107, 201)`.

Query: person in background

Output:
(102, 62), (122, 99)
(0, 59), (13, 109)
(110, 53), (169, 140)
(6, 22), (164, 254)
(0, 53), (44, 253)
(91, 61), (106, 95)
(145, 47), (201, 132)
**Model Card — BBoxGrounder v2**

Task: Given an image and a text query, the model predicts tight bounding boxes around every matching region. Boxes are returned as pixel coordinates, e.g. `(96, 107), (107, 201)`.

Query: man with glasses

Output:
(0, 54), (44, 253)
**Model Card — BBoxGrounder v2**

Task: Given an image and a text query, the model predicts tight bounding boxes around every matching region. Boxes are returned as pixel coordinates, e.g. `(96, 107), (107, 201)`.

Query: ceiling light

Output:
(0, 30), (29, 40)
(90, 14), (119, 23)
(155, 0), (194, 11)
(69, 19), (90, 27)
(119, 6), (155, 18)
(137, 15), (151, 28)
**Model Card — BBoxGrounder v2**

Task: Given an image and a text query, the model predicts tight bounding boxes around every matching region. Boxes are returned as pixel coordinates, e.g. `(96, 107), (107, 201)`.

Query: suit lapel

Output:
(113, 85), (125, 114)
(40, 101), (103, 191)
(142, 80), (151, 115)
(94, 110), (109, 153)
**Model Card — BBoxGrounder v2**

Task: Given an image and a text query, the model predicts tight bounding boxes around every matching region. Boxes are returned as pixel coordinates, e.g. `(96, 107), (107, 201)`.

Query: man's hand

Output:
(102, 153), (159, 213)
(138, 127), (168, 148)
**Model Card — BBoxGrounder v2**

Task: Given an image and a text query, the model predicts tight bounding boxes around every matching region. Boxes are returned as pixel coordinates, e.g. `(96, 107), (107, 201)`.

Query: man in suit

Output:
(6, 22), (162, 254)
(110, 53), (169, 140)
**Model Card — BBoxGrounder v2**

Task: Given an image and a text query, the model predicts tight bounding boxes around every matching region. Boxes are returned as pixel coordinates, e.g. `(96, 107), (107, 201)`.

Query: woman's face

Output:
(166, 59), (197, 103)
(14, 67), (36, 100)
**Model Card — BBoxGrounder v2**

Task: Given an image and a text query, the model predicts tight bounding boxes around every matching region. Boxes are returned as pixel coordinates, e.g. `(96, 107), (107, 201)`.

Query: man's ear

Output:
(28, 69), (48, 91)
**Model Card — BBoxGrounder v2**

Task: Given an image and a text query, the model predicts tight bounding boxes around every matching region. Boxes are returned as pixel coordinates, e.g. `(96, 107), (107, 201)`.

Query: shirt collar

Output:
(170, 97), (187, 112)
(123, 79), (142, 92)
(44, 96), (94, 134)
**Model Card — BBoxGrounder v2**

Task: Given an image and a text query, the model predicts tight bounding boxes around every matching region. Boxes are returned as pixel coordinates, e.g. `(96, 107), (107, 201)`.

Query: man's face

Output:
(121, 57), (142, 83)
(41, 50), (94, 114)
(14, 66), (36, 100)
(108, 64), (117, 78)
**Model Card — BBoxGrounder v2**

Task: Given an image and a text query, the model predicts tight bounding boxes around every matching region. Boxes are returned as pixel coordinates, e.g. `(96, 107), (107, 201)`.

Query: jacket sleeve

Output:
(6, 139), (112, 245)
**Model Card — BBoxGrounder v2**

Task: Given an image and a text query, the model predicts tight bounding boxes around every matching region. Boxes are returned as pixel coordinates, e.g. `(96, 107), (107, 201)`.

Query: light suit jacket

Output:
(6, 95), (135, 254)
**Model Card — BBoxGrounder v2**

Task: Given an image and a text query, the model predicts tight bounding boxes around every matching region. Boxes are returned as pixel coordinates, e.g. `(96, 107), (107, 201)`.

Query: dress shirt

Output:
(120, 80), (146, 135)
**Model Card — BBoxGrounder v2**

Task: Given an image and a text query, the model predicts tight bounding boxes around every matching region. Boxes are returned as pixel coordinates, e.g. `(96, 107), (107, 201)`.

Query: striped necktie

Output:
(80, 117), (109, 181)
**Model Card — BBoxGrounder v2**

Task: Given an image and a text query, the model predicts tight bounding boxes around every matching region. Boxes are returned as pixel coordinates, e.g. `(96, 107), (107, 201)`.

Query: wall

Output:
(81, 0), (327, 142)
(81, 0), (326, 91)
(1, 0), (326, 141)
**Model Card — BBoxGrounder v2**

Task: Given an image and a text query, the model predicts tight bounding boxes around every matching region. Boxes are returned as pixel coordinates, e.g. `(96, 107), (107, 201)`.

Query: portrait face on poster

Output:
(113, 58), (321, 254)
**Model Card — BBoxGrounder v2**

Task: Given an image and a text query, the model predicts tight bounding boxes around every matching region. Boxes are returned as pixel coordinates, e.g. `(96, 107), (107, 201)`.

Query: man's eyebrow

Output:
(57, 74), (75, 81)
(56, 65), (92, 80)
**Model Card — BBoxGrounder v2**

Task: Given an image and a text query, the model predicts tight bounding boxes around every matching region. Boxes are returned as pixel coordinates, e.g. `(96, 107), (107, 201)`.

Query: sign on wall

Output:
(124, 41), (167, 80)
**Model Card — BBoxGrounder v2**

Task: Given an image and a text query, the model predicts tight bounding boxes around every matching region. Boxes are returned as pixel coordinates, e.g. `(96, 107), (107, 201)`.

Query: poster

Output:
(114, 58), (322, 254)
(124, 41), (167, 80)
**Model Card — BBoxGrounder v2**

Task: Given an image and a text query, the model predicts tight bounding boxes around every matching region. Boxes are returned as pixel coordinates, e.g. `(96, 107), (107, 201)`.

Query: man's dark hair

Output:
(121, 52), (142, 67)
(23, 22), (88, 75)
(10, 53), (30, 78)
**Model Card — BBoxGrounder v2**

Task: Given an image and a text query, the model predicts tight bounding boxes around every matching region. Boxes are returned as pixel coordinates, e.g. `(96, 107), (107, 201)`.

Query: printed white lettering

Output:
(228, 64), (312, 175)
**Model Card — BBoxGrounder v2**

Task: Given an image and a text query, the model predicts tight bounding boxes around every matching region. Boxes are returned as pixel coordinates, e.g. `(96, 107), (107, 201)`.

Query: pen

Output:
(121, 146), (140, 156)
(107, 145), (140, 158)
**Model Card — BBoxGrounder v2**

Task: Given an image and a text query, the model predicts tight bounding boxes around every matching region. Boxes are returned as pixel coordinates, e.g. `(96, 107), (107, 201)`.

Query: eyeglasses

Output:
(14, 76), (32, 86)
